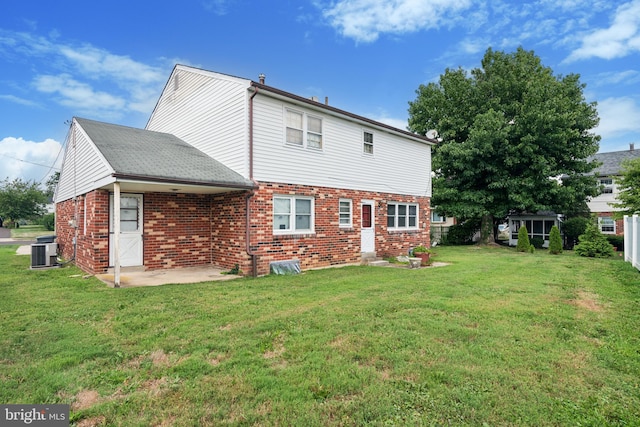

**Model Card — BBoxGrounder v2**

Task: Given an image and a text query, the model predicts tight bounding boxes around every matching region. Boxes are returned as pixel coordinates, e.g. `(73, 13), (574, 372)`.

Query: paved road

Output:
(0, 227), (36, 245)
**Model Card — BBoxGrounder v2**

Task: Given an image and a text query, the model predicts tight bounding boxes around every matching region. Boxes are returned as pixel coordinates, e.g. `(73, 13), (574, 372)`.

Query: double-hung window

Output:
(273, 195), (314, 234)
(339, 199), (352, 228)
(598, 216), (615, 234)
(387, 202), (419, 230)
(285, 108), (323, 149)
(363, 131), (374, 155)
(599, 178), (614, 194)
(431, 211), (446, 223)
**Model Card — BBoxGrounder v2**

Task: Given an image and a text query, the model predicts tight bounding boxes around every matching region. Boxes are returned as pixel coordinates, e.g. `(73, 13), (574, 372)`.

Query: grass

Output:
(8, 224), (50, 239)
(0, 245), (639, 426)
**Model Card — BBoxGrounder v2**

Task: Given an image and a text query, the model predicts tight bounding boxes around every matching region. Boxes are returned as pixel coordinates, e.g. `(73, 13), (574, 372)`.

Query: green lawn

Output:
(1, 245), (638, 426)
(8, 224), (49, 239)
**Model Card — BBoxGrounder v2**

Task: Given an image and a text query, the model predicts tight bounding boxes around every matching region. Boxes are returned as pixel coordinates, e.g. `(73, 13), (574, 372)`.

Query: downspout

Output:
(246, 86), (260, 277)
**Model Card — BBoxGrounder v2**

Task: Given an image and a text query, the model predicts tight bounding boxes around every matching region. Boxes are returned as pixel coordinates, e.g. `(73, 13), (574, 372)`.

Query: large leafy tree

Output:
(409, 47), (600, 243)
(610, 157), (640, 218)
(0, 178), (48, 226)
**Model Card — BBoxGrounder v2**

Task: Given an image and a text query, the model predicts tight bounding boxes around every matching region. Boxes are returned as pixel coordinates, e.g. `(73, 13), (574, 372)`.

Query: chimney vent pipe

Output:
(630, 143), (635, 151)
(325, 96), (329, 105)
(258, 73), (265, 84)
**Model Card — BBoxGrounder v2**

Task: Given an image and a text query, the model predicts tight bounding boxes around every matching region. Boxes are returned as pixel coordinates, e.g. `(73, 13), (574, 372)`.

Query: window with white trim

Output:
(598, 216), (615, 234)
(363, 131), (373, 154)
(599, 178), (614, 194)
(387, 202), (419, 230)
(431, 211), (446, 223)
(339, 199), (352, 228)
(273, 195), (314, 234)
(285, 108), (323, 149)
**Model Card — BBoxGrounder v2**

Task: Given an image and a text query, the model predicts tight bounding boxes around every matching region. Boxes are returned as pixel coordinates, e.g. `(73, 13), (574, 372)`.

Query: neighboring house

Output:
(587, 144), (640, 236)
(55, 65), (435, 276)
(429, 206), (456, 244)
(508, 212), (562, 248)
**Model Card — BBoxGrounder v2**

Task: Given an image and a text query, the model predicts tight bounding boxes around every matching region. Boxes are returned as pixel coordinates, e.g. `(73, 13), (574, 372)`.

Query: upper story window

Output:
(387, 202), (419, 230)
(339, 199), (352, 228)
(285, 108), (323, 150)
(273, 195), (315, 234)
(599, 178), (614, 194)
(363, 131), (374, 155)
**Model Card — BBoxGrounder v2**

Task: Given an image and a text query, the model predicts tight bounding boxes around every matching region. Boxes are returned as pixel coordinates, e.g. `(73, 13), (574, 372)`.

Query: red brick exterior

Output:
(55, 182), (431, 277)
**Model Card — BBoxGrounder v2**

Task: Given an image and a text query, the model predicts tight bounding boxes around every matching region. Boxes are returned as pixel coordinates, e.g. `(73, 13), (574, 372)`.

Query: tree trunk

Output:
(480, 214), (495, 244)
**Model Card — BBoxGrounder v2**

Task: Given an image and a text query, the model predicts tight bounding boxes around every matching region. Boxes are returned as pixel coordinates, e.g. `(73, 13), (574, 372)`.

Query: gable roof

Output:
(75, 117), (254, 189)
(589, 147), (640, 176)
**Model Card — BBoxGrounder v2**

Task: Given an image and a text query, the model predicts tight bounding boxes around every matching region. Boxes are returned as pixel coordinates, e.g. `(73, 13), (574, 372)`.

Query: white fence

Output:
(624, 215), (640, 271)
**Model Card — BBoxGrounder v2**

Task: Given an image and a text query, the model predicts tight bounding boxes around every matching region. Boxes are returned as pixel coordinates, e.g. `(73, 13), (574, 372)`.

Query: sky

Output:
(1, 0), (640, 186)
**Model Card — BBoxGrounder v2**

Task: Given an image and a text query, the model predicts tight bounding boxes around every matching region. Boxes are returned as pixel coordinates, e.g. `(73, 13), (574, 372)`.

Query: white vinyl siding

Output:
(146, 66), (250, 176)
(252, 95), (432, 196)
(273, 195), (314, 234)
(55, 122), (114, 203)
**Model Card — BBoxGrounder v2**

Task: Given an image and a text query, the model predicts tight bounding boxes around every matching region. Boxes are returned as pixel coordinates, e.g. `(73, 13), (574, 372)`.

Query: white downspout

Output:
(113, 182), (121, 288)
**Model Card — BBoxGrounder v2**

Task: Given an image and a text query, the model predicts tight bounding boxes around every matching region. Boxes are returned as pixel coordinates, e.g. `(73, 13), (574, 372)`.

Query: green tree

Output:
(548, 225), (562, 254)
(610, 157), (640, 218)
(0, 178), (47, 226)
(408, 47), (600, 243)
(516, 225), (530, 252)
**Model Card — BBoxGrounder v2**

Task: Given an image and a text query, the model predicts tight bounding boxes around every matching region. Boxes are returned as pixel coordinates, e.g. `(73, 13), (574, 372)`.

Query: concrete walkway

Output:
(0, 227), (36, 246)
(95, 266), (243, 288)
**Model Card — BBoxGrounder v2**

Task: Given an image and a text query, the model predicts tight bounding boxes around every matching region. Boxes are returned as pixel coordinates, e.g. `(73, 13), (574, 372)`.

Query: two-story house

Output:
(587, 144), (640, 235)
(54, 65), (435, 277)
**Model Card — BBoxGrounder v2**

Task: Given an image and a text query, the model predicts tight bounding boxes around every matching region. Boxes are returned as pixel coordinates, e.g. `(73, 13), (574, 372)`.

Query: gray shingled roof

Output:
(76, 117), (254, 188)
(588, 147), (640, 176)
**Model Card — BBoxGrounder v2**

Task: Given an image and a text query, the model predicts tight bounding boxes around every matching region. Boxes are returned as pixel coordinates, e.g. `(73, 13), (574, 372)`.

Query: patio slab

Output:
(95, 266), (242, 288)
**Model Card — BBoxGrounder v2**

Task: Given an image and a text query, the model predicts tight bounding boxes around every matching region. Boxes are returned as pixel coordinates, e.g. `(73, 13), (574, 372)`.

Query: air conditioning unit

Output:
(31, 243), (58, 268)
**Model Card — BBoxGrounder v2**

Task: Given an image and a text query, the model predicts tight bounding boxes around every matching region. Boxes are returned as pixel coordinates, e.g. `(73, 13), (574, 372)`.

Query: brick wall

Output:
(244, 182), (430, 276)
(55, 190), (110, 274)
(143, 193), (212, 269)
(56, 184), (430, 277)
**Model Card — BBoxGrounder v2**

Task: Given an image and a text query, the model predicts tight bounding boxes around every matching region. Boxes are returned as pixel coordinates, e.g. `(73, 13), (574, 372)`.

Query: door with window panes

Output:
(109, 193), (143, 267)
(361, 201), (375, 253)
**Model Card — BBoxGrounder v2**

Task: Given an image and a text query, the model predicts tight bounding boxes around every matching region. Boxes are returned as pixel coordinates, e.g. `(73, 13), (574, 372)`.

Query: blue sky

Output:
(1, 0), (640, 185)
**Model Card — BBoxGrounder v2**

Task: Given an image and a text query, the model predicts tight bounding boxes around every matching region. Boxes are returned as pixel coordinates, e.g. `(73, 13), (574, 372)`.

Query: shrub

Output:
(605, 235), (624, 251)
(41, 213), (55, 231)
(574, 223), (615, 258)
(441, 219), (480, 245)
(516, 225), (530, 252)
(548, 225), (562, 254)
(562, 216), (589, 249)
(530, 236), (545, 249)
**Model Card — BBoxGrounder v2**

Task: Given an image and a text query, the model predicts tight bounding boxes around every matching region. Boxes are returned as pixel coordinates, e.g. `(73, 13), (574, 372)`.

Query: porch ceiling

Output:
(99, 179), (249, 194)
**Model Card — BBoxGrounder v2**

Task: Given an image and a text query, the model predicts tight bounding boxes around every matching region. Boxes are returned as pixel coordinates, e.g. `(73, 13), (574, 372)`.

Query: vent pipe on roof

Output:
(631, 143), (635, 151)
(325, 96), (329, 105)
(258, 73), (265, 84)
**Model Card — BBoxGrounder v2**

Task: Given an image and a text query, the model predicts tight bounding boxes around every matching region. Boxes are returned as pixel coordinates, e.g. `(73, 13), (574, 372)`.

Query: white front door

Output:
(361, 200), (375, 253)
(109, 193), (143, 267)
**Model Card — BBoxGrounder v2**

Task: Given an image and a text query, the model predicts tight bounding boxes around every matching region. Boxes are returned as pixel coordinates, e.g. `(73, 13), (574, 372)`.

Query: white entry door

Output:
(109, 193), (143, 267)
(361, 200), (375, 253)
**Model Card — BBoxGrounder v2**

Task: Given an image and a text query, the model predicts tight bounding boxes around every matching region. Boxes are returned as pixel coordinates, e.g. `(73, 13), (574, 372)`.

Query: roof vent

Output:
(631, 143), (635, 151)
(310, 96), (319, 102)
(258, 73), (265, 84)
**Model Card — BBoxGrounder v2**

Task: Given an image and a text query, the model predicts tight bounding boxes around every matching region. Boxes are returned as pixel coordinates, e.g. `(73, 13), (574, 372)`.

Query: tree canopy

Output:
(0, 178), (48, 225)
(610, 157), (640, 218)
(408, 47), (600, 242)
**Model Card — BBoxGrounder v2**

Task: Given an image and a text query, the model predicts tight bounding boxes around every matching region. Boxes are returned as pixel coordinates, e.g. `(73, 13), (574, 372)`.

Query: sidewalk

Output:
(0, 227), (36, 246)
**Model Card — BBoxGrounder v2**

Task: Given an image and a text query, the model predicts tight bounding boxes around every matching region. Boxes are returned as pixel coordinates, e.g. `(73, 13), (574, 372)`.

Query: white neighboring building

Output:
(587, 144), (640, 235)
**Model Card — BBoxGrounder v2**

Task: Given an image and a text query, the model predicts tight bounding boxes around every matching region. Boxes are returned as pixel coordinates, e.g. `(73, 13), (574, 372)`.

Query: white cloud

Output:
(0, 94), (40, 107)
(0, 30), (167, 119)
(33, 74), (126, 114)
(594, 96), (640, 139)
(0, 137), (63, 184)
(322, 0), (474, 43)
(565, 0), (640, 61)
